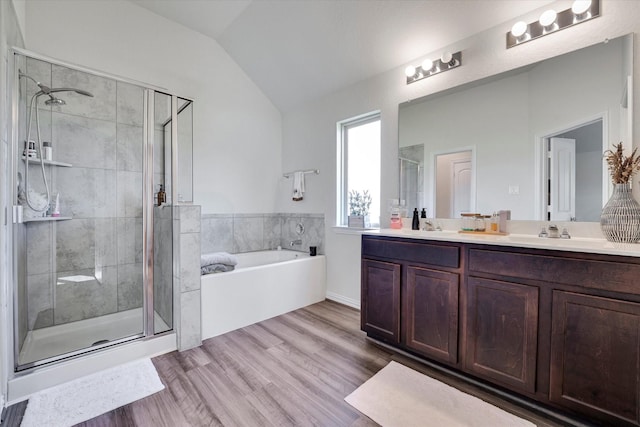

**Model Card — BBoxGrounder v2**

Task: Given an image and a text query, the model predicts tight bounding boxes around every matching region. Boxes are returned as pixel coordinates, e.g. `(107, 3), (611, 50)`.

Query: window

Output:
(338, 112), (381, 227)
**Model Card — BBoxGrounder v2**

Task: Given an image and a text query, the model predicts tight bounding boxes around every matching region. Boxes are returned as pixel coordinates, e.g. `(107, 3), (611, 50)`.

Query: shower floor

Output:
(18, 308), (170, 366)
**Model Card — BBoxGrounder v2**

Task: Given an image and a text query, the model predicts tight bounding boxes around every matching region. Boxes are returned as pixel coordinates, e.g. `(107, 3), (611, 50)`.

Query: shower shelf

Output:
(24, 216), (72, 223)
(23, 157), (72, 168)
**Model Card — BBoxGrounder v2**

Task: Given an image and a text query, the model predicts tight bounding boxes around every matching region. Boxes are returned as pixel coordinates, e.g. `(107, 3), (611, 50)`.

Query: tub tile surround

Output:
(173, 205), (202, 351)
(201, 213), (325, 255)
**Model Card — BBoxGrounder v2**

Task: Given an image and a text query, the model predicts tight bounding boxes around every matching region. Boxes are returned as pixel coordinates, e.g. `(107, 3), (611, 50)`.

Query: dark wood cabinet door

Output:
(550, 291), (640, 426)
(361, 259), (401, 343)
(465, 277), (539, 393)
(404, 266), (459, 364)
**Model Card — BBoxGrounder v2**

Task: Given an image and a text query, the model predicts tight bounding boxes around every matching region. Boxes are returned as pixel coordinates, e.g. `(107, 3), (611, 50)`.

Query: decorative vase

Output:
(348, 215), (370, 228)
(600, 183), (640, 243)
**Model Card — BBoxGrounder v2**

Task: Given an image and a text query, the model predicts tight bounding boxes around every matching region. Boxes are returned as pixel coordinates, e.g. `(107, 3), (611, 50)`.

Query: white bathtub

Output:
(201, 250), (326, 339)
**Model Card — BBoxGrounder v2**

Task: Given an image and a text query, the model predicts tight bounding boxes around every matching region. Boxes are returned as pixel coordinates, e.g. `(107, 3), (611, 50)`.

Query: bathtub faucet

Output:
(289, 239), (302, 247)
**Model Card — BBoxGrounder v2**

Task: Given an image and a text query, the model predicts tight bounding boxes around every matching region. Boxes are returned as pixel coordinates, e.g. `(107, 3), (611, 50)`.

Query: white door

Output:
(549, 137), (576, 221)
(452, 160), (472, 218)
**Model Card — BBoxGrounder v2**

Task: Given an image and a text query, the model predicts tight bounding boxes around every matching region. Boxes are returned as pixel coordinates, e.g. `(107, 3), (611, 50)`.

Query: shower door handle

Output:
(12, 205), (23, 224)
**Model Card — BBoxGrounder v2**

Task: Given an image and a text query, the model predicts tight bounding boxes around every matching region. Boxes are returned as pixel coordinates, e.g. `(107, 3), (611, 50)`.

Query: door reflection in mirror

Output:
(543, 119), (603, 222)
(435, 150), (473, 218)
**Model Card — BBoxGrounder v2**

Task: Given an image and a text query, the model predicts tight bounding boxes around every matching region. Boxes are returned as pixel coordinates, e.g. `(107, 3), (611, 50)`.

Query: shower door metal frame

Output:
(7, 47), (189, 372)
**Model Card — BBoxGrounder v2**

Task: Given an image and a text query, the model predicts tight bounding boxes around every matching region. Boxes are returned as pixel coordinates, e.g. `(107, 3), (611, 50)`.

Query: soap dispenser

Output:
(411, 208), (420, 230)
(156, 184), (166, 206)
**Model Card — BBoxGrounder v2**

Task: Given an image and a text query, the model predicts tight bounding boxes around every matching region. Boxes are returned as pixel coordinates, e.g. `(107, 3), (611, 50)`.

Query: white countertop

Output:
(366, 228), (640, 258)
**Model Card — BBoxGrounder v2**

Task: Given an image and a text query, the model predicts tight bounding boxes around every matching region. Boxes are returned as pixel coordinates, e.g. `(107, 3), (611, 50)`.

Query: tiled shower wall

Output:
(200, 213), (325, 255)
(22, 58), (148, 331)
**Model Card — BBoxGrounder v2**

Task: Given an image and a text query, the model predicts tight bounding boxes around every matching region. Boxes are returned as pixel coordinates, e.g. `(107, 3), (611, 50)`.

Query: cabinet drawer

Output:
(363, 236), (459, 268)
(468, 248), (640, 295)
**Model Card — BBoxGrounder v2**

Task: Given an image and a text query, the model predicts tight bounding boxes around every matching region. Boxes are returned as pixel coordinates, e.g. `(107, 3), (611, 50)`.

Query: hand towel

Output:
(201, 264), (235, 275)
(201, 252), (238, 268)
(293, 171), (305, 201)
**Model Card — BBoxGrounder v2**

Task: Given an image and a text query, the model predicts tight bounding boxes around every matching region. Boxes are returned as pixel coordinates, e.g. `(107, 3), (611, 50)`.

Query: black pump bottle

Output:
(412, 208), (419, 230)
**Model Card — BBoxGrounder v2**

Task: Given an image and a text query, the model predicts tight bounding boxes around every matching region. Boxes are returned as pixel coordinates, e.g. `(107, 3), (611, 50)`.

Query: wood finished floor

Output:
(4, 300), (569, 427)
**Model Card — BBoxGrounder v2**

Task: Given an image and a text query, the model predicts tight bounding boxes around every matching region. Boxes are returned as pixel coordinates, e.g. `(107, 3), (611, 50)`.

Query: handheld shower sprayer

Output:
(18, 71), (95, 213)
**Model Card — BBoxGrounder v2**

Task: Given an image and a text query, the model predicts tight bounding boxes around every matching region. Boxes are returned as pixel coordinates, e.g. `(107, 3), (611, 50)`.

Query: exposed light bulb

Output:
(440, 52), (453, 65)
(539, 9), (557, 28)
(404, 65), (416, 78)
(421, 59), (433, 72)
(572, 0), (592, 15)
(511, 21), (528, 38)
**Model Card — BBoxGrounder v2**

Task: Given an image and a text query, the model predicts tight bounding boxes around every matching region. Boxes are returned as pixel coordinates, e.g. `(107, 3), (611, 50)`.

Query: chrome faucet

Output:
(539, 224), (571, 239)
(289, 239), (302, 247)
(422, 220), (435, 231)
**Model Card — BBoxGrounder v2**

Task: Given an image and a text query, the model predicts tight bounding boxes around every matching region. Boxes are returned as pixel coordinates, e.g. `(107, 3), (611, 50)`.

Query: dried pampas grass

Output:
(604, 142), (640, 184)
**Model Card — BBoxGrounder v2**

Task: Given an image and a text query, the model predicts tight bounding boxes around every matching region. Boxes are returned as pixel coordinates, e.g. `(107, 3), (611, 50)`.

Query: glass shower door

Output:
(13, 53), (150, 369)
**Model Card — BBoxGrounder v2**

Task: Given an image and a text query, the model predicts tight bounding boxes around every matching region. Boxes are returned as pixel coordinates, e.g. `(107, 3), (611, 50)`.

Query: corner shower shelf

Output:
(23, 216), (72, 223)
(23, 157), (72, 168)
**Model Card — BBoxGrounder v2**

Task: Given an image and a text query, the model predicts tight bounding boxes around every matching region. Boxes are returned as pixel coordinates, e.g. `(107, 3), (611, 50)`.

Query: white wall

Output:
(277, 0), (640, 306)
(24, 0), (282, 214)
(1, 0), (26, 412)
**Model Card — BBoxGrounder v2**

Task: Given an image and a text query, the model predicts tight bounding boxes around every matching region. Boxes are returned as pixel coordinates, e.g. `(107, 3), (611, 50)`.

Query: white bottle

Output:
(43, 141), (52, 160)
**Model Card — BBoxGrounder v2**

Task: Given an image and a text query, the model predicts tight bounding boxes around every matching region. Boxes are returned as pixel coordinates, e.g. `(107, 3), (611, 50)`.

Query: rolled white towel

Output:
(201, 252), (238, 267)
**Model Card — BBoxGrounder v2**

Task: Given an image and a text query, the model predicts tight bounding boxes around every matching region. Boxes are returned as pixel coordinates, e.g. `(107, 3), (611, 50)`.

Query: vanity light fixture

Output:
(506, 0), (599, 49)
(539, 9), (558, 32)
(405, 50), (462, 84)
(511, 21), (529, 42)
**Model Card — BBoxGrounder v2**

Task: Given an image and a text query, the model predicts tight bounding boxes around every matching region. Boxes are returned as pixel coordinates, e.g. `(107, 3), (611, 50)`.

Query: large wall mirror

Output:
(399, 33), (633, 221)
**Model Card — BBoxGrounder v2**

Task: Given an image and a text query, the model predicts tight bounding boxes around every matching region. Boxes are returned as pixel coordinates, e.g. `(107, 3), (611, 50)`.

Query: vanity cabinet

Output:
(550, 291), (640, 425)
(361, 236), (461, 365)
(361, 258), (400, 344)
(405, 266), (459, 364)
(464, 277), (538, 393)
(361, 234), (640, 426)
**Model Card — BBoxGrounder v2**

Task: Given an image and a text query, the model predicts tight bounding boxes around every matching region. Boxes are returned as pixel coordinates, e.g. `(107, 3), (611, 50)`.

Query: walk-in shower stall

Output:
(8, 48), (193, 371)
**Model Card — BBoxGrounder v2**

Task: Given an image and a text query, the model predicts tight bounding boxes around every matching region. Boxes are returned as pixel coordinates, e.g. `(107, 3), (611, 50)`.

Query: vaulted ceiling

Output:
(129, 0), (554, 111)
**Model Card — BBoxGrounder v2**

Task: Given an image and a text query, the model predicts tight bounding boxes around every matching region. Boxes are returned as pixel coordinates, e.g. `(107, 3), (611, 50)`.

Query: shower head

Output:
(44, 96), (66, 106)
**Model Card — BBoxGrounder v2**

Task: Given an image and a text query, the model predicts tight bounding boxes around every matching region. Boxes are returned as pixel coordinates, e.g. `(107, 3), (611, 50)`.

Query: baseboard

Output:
(326, 292), (360, 309)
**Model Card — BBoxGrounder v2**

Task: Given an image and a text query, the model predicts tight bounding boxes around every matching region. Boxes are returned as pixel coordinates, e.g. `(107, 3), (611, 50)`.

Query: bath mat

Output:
(21, 358), (164, 427)
(345, 361), (535, 427)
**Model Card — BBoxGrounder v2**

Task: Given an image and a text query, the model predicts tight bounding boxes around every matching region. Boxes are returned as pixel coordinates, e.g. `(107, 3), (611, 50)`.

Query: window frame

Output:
(337, 111), (381, 227)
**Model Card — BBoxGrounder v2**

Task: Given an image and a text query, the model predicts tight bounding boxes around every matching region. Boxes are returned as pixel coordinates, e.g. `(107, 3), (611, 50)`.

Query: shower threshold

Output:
(18, 308), (169, 367)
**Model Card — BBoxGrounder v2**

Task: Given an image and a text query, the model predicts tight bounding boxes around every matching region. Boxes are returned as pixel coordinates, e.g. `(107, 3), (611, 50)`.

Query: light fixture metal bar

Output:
(506, 0), (600, 49)
(406, 51), (462, 85)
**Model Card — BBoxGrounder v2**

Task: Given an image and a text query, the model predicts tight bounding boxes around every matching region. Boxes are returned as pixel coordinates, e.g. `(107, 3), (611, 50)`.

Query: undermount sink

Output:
(497, 234), (607, 247)
(398, 229), (457, 235)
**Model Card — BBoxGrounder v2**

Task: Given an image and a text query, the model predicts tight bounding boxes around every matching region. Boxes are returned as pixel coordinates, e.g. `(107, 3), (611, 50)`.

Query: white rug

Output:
(21, 358), (164, 427)
(345, 361), (535, 427)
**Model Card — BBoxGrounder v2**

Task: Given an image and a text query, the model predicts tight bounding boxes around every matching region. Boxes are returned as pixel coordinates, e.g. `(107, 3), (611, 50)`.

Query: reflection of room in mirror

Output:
(435, 150), (473, 218)
(398, 33), (632, 222)
(399, 145), (423, 213)
(544, 119), (603, 222)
